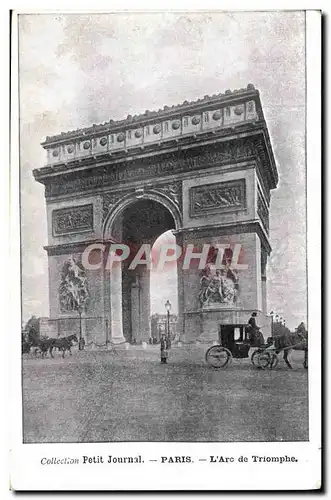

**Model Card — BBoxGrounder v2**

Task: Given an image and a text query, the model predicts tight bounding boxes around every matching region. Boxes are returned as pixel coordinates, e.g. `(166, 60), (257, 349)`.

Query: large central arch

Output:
(103, 194), (179, 343)
(35, 85), (278, 344)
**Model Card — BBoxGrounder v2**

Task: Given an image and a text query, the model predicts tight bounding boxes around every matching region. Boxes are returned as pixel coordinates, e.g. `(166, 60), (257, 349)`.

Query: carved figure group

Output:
(53, 205), (93, 234)
(59, 257), (89, 313)
(195, 186), (242, 211)
(199, 264), (239, 307)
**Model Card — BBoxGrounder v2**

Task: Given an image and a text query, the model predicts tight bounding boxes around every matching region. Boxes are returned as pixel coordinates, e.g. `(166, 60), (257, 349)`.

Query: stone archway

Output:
(103, 193), (180, 343)
(35, 85), (278, 344)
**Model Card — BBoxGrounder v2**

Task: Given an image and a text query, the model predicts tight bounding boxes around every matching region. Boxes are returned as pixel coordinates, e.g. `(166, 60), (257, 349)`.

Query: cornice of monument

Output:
(35, 84), (278, 190)
(41, 84), (259, 146)
(44, 238), (117, 256)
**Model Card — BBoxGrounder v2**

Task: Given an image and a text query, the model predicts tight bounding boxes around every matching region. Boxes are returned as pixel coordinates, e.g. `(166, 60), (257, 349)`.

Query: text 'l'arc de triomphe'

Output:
(33, 84), (278, 344)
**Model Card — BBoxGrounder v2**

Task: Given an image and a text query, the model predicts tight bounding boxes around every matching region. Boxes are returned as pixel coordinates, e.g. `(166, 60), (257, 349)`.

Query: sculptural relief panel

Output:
(189, 179), (246, 218)
(199, 264), (239, 307)
(59, 256), (90, 313)
(52, 204), (94, 236)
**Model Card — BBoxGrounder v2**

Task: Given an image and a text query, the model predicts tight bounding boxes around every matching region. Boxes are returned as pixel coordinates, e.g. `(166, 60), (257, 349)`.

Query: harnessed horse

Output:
(31, 334), (78, 359)
(49, 334), (79, 358)
(272, 331), (308, 369)
(248, 326), (308, 369)
(33, 338), (56, 358)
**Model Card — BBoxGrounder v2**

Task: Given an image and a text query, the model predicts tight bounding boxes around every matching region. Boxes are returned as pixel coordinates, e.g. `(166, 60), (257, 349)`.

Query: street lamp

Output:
(270, 310), (274, 334)
(165, 300), (171, 340)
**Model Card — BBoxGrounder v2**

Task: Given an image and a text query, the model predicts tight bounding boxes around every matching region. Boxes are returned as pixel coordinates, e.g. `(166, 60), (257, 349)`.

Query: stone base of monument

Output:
(108, 341), (130, 351)
(110, 337), (127, 345)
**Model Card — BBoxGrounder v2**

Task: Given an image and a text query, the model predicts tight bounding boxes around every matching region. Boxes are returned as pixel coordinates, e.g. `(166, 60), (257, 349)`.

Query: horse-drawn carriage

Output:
(23, 334), (79, 358)
(205, 321), (308, 370)
(205, 323), (279, 370)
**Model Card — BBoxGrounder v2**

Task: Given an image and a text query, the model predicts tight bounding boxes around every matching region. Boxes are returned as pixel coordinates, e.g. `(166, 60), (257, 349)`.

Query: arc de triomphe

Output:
(33, 84), (278, 344)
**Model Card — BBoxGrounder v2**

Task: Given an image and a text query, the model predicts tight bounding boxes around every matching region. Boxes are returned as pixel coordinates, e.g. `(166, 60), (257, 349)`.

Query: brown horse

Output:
(49, 334), (78, 358)
(272, 330), (308, 369)
(33, 338), (56, 358)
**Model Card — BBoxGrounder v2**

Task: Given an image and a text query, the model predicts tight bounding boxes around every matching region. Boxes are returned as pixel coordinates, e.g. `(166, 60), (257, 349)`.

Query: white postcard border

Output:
(9, 8), (321, 491)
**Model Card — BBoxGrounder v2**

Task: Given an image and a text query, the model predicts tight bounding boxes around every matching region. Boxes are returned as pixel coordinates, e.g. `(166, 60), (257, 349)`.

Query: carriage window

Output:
(164, 121), (169, 132)
(183, 117), (188, 127)
(226, 107), (231, 117)
(128, 130), (132, 139)
(204, 112), (209, 122)
(234, 328), (241, 341)
(145, 126), (150, 136)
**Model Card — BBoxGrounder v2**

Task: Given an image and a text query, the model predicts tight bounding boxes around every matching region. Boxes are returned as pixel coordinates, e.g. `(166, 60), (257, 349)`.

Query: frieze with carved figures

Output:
(44, 138), (258, 198)
(52, 204), (94, 236)
(190, 179), (246, 218)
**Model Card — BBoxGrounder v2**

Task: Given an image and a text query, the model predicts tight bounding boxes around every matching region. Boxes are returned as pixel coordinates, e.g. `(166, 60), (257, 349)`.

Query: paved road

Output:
(22, 346), (308, 443)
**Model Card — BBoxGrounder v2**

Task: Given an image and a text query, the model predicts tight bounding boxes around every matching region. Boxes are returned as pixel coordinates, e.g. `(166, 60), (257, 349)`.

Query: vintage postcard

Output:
(9, 8), (321, 491)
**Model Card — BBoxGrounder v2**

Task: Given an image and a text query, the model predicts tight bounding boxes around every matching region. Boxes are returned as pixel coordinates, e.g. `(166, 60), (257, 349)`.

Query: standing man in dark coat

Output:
(160, 333), (171, 364)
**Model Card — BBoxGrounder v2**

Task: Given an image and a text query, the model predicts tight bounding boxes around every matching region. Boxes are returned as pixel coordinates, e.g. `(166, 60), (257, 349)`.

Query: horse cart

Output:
(205, 323), (278, 369)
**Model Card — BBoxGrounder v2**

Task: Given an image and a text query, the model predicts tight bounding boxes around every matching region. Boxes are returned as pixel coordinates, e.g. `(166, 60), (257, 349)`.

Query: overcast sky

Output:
(18, 11), (306, 329)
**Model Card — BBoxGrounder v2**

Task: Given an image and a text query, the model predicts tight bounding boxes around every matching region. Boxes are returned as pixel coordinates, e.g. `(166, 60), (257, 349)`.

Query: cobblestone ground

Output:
(22, 345), (308, 443)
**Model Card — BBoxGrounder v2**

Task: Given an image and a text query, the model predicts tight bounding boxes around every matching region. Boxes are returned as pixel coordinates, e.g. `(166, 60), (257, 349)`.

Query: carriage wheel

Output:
(257, 352), (272, 370)
(205, 345), (232, 369)
(33, 347), (41, 358)
(257, 352), (279, 370)
(251, 349), (264, 367)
